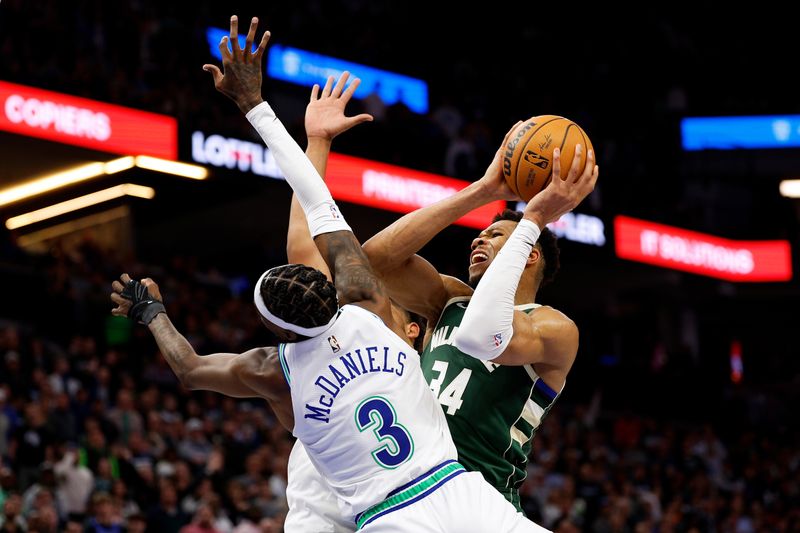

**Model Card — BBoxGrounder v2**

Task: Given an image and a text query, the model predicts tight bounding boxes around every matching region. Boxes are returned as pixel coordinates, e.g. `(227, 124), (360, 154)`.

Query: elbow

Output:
(175, 358), (203, 390)
(451, 334), (477, 358)
(452, 325), (512, 362)
(285, 236), (306, 264)
(176, 370), (196, 390)
(336, 285), (377, 306)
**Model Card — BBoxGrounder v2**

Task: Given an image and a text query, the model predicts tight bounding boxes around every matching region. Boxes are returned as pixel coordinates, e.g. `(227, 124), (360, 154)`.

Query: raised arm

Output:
(110, 274), (293, 428)
(205, 16), (393, 325)
(452, 146), (598, 367)
(287, 72), (372, 277)
(361, 123), (521, 321)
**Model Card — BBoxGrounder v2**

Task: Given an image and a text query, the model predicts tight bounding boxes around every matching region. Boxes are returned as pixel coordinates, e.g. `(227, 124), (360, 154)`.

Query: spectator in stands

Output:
(125, 513), (148, 533)
(107, 390), (144, 446)
(180, 503), (221, 533)
(147, 479), (189, 533)
(0, 494), (26, 533)
(10, 403), (52, 490)
(178, 419), (212, 468)
(0, 390), (11, 459)
(84, 493), (125, 533)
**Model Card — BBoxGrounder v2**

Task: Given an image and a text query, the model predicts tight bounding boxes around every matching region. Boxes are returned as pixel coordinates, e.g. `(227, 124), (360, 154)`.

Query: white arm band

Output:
(246, 101), (351, 237)
(452, 219), (541, 361)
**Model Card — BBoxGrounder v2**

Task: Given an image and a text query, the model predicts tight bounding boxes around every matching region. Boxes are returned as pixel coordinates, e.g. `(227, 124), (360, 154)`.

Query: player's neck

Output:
(514, 274), (538, 305)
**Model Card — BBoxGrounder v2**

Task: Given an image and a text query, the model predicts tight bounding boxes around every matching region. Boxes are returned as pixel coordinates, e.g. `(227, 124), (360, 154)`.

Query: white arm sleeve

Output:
(246, 101), (351, 237)
(452, 219), (541, 361)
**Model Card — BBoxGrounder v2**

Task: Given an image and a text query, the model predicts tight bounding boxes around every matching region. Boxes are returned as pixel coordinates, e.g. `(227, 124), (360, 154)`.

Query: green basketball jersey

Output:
(421, 296), (562, 512)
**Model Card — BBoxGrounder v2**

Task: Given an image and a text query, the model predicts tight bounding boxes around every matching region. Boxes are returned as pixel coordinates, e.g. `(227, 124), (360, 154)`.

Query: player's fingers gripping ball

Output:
(503, 116), (594, 201)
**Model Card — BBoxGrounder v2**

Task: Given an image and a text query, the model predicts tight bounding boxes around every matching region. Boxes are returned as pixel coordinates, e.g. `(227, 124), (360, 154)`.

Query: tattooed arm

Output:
(146, 314), (270, 394)
(204, 16), (394, 327)
(111, 274), (294, 429)
(314, 230), (393, 324)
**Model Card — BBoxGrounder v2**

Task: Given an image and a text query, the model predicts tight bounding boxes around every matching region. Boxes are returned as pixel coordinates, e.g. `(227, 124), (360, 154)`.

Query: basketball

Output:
(502, 115), (594, 202)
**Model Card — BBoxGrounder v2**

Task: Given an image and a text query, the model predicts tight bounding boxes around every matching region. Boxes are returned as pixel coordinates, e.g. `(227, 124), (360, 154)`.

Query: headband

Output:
(253, 267), (338, 337)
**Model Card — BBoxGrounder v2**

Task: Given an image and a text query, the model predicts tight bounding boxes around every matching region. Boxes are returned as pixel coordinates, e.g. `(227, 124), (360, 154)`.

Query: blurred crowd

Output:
(0, 237), (797, 533)
(1, 1), (799, 532)
(1, 239), (288, 533)
(521, 408), (799, 532)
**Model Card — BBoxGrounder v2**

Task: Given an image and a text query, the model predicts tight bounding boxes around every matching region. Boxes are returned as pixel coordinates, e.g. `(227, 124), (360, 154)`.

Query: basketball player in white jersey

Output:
(283, 71), (423, 533)
(110, 16), (592, 531)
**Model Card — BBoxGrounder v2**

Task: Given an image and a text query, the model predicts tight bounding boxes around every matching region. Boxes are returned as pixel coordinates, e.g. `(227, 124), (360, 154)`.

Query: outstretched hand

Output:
(111, 274), (165, 325)
(203, 15), (271, 113)
(305, 72), (373, 142)
(522, 145), (598, 228)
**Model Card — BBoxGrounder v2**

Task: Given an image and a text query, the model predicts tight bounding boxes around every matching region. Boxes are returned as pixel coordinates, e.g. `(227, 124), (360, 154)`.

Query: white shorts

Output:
(360, 470), (549, 533)
(285, 441), (356, 533)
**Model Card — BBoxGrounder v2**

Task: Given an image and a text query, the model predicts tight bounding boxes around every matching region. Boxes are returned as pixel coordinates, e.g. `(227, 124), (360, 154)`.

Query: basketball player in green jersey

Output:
(282, 68), (597, 514)
(361, 139), (598, 512)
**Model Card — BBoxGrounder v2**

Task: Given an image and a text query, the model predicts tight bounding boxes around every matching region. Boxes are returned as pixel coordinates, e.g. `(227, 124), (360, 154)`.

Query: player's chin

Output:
(467, 261), (489, 288)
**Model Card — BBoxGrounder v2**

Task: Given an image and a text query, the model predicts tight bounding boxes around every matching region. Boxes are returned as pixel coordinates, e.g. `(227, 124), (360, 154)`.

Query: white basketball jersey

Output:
(281, 304), (456, 520)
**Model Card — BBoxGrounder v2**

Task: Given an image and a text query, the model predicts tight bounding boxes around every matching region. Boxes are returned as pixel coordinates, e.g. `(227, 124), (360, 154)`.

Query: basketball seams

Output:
(578, 127), (589, 160)
(559, 123), (575, 152)
(577, 126), (591, 177)
(549, 123), (576, 189)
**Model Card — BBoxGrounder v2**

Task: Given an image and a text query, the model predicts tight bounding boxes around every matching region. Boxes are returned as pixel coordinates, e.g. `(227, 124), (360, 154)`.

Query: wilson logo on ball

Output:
(503, 115), (594, 201)
(502, 121), (535, 178)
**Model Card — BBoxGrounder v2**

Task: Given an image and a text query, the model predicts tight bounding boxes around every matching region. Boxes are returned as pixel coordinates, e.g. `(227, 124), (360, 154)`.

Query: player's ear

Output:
(406, 322), (420, 342)
(526, 247), (541, 267)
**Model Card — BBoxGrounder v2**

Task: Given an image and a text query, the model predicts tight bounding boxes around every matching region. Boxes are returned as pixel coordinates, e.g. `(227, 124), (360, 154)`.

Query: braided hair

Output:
(258, 264), (339, 330)
(492, 209), (561, 286)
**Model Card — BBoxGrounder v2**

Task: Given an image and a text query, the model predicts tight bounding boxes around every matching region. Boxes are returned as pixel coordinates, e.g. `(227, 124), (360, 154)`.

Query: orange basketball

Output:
(502, 115), (594, 202)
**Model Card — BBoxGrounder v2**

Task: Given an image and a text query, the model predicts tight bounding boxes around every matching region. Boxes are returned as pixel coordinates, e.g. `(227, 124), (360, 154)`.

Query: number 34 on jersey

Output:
(428, 360), (474, 415)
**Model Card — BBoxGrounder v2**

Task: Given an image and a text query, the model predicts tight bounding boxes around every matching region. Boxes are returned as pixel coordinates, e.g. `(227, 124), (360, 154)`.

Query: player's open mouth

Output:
(470, 251), (489, 265)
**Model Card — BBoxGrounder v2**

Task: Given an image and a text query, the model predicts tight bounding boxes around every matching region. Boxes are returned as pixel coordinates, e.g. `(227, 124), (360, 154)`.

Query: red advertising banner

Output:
(614, 216), (792, 282)
(0, 81), (177, 159)
(325, 153), (505, 230)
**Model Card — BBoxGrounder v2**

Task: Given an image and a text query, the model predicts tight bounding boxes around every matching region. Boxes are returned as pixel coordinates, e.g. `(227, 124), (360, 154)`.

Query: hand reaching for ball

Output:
(522, 144), (598, 228)
(504, 116), (594, 202)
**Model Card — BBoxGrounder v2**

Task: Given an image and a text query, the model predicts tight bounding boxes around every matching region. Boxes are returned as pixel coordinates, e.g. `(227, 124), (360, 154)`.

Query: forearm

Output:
(306, 137), (332, 178)
(246, 102), (351, 239)
(452, 219), (541, 361)
(147, 314), (200, 384)
(247, 102), (386, 316)
(286, 138), (334, 277)
(363, 180), (493, 273)
(315, 230), (384, 305)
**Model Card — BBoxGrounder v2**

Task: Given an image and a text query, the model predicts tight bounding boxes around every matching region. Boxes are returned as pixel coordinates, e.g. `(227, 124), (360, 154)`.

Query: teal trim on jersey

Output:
(278, 343), (291, 386)
(355, 461), (465, 529)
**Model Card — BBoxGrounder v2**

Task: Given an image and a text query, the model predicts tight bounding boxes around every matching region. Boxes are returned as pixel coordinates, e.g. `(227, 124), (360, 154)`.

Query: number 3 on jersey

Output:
(355, 396), (414, 469)
(428, 360), (472, 415)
